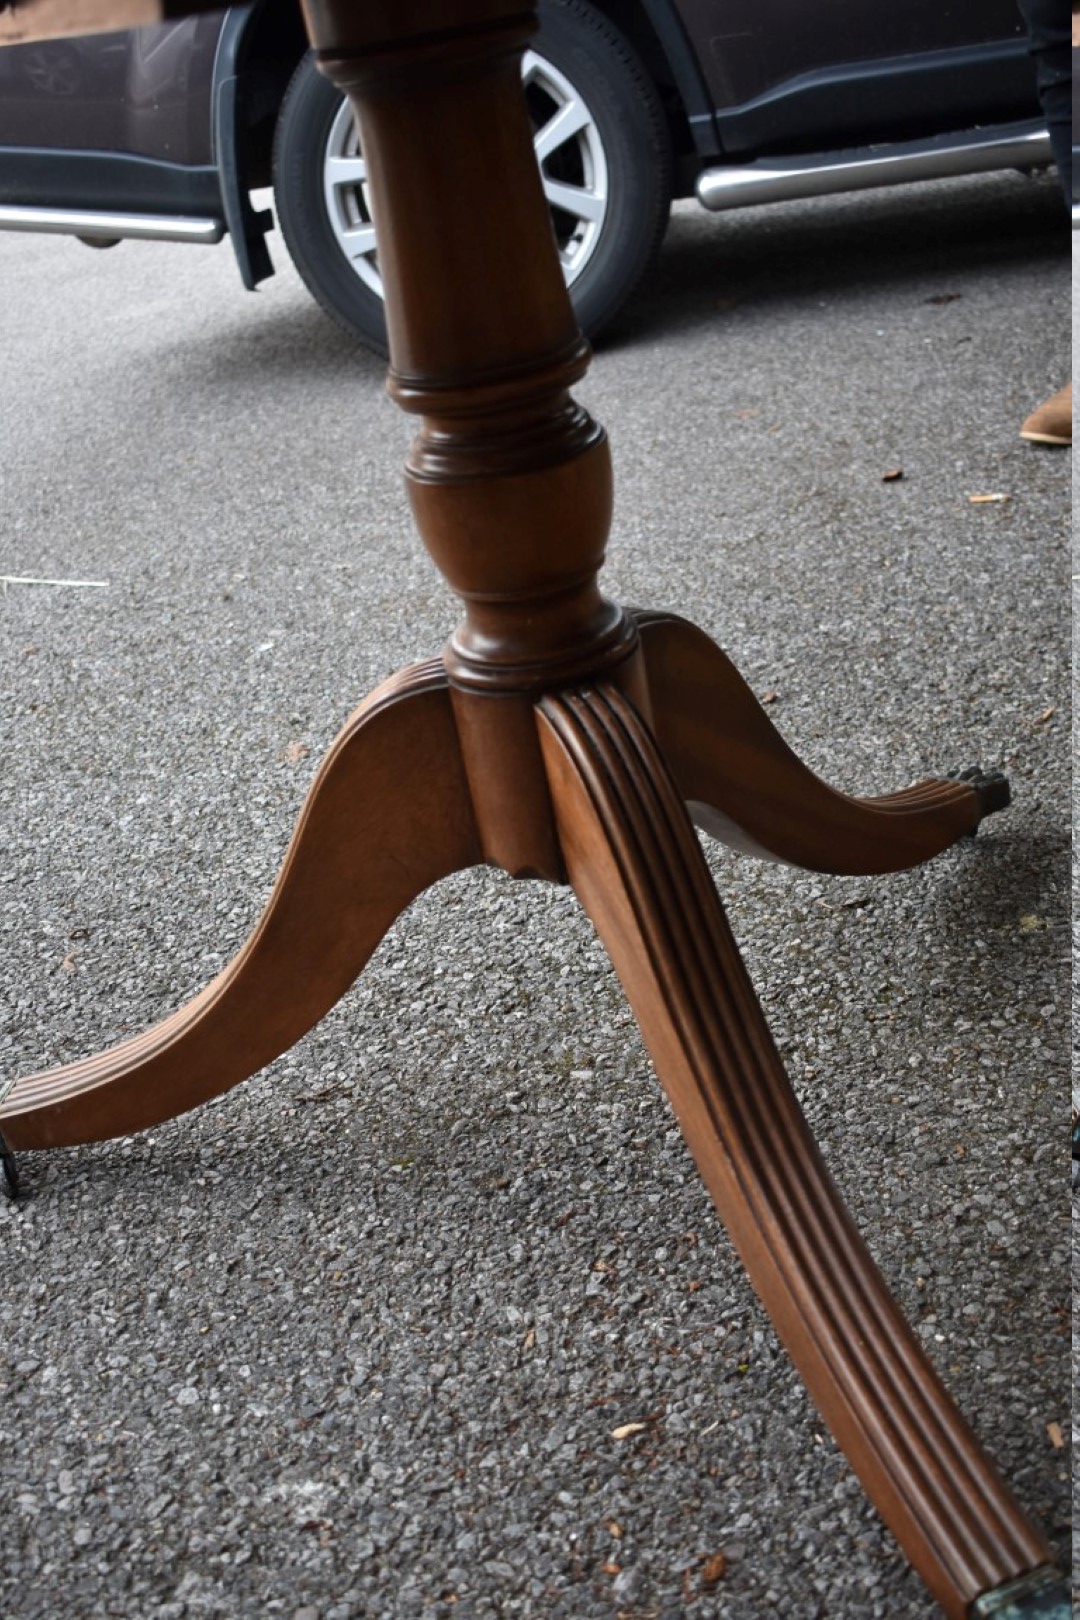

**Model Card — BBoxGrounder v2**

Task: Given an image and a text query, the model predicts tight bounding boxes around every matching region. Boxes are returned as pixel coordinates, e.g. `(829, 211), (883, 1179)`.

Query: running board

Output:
(696, 122), (1051, 211)
(0, 204), (224, 244)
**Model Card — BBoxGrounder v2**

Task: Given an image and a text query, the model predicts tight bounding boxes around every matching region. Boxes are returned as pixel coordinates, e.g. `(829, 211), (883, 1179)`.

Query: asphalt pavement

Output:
(0, 169), (1071, 1619)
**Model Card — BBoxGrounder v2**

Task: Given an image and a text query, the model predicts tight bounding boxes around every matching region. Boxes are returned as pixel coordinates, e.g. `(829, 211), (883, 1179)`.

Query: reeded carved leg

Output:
(636, 610), (1009, 874)
(536, 681), (1053, 1620)
(0, 662), (480, 1150)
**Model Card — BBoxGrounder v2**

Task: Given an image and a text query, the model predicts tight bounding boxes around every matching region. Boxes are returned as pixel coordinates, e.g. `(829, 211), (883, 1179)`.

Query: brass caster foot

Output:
(0, 1121), (20, 1201)
(948, 767), (1011, 819)
(970, 1567), (1070, 1618)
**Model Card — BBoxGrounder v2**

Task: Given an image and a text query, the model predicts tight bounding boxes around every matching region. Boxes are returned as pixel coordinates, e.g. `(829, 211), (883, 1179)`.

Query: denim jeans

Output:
(1016, 0), (1073, 203)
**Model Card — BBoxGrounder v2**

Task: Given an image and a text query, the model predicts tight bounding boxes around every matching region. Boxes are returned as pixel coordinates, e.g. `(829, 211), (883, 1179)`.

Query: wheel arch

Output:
(211, 0), (714, 286)
(216, 0), (715, 200)
(582, 0), (720, 182)
(210, 0), (309, 284)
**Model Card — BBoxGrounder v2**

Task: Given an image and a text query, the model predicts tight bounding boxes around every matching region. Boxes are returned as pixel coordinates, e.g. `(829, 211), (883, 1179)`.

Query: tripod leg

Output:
(636, 610), (1008, 874)
(537, 682), (1052, 1620)
(2, 661), (481, 1150)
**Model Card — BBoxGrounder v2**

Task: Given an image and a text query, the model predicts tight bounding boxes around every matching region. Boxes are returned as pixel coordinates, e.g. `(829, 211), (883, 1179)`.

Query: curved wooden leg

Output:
(536, 682), (1053, 1620)
(1, 661), (481, 1150)
(635, 610), (1009, 874)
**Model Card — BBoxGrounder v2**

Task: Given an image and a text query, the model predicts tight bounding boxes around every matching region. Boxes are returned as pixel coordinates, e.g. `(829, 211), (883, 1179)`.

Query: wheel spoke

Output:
(316, 45), (616, 310)
(341, 221), (378, 260)
(532, 94), (592, 164)
(326, 153), (368, 187)
(540, 175), (606, 225)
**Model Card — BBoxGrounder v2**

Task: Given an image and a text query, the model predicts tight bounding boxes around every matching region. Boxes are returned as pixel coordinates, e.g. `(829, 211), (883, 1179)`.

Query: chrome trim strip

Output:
(0, 205), (225, 244)
(696, 123), (1051, 211)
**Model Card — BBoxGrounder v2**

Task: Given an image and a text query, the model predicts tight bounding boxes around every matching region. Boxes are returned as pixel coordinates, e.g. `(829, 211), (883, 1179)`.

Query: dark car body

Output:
(0, 0), (1048, 341)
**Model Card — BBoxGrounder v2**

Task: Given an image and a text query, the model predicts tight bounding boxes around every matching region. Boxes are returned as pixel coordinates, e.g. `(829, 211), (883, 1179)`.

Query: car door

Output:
(669, 0), (1039, 156)
(0, 19), (223, 163)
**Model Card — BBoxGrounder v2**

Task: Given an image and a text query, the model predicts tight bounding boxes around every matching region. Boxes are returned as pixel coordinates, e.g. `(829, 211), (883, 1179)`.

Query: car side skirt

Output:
(709, 41), (1039, 159)
(0, 147), (223, 219)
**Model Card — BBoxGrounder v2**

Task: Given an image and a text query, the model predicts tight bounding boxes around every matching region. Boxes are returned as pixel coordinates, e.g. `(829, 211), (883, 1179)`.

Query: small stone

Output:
(612, 1567), (641, 1602)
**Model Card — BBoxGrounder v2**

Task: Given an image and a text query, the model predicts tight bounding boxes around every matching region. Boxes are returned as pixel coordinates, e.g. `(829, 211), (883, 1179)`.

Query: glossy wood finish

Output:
(1, 663), (480, 1148)
(636, 609), (990, 872)
(306, 0), (647, 883)
(308, 0), (635, 687)
(0, 1), (1057, 1612)
(536, 682), (1050, 1619)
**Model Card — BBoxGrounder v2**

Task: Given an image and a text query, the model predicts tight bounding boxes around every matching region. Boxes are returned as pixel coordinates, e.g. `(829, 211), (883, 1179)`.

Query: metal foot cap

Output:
(948, 766), (1011, 818)
(970, 1566), (1070, 1618)
(0, 1133), (19, 1200)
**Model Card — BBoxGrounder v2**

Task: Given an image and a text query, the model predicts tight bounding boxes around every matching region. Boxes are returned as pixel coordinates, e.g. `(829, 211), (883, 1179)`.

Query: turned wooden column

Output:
(301, 0), (646, 879)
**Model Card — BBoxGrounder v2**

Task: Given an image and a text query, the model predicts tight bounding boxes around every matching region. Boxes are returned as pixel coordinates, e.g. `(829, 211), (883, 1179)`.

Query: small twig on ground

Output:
(1, 576), (109, 592)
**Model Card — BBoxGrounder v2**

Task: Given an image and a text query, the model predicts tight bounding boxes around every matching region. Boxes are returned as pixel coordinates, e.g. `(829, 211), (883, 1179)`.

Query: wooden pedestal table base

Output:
(0, 618), (1062, 1619)
(0, 0), (1066, 1615)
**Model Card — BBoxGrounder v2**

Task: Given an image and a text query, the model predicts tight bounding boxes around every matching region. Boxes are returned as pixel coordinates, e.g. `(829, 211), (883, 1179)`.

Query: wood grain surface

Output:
(537, 681), (1050, 1617)
(1, 663), (481, 1147)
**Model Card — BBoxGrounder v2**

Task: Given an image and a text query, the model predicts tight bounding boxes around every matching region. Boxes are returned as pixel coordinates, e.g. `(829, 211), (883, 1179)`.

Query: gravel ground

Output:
(1070, 239), (1079, 1616)
(0, 170), (1071, 1620)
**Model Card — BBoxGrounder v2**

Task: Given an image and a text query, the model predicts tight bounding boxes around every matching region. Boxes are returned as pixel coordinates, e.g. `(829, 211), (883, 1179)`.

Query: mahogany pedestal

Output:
(0, 3), (1065, 1615)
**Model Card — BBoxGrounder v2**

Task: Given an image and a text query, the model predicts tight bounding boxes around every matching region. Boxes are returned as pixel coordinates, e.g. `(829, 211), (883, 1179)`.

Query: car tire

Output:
(271, 0), (672, 355)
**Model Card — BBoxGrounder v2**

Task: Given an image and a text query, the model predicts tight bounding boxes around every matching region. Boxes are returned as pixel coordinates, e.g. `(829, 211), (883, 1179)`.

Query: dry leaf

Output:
(968, 493), (1009, 505)
(760, 690), (778, 705)
(1046, 1421), (1064, 1449)
(700, 1551), (729, 1589)
(1019, 915), (1047, 933)
(283, 741), (311, 763)
(522, 1328), (536, 1351)
(611, 1422), (647, 1441)
(601, 1562), (621, 1576)
(604, 1518), (625, 1540)
(1032, 707), (1055, 725)
(881, 468), (904, 482)
(60, 953), (77, 975)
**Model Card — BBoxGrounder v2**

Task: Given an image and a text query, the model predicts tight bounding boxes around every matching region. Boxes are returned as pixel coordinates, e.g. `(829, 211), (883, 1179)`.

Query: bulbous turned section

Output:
(408, 413), (634, 693)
